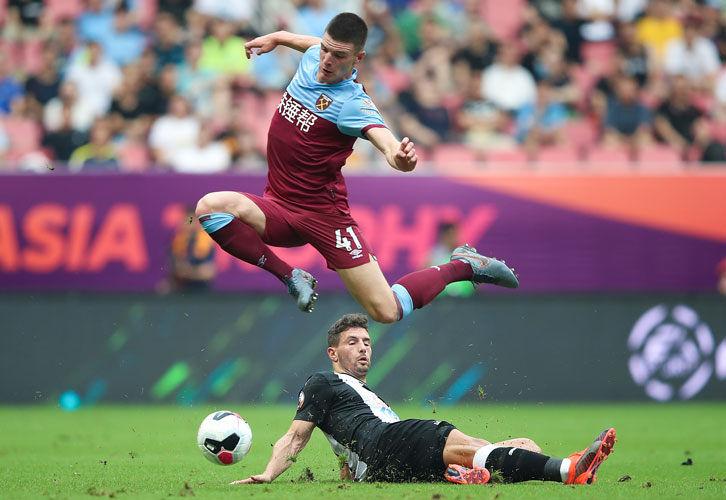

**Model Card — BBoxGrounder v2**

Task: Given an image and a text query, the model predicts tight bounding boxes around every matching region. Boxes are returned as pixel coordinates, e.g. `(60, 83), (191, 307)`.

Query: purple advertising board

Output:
(0, 173), (724, 292)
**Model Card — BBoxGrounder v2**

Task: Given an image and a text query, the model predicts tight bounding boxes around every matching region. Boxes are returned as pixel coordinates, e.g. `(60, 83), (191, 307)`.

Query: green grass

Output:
(0, 403), (725, 499)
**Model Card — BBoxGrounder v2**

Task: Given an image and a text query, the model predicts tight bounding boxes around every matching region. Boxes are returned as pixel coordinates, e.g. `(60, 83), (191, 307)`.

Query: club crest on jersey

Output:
(298, 391), (305, 409)
(315, 93), (333, 111)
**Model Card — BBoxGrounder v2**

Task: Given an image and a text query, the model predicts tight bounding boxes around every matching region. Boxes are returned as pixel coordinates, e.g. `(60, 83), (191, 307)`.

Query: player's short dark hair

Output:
(327, 313), (369, 347)
(324, 12), (368, 51)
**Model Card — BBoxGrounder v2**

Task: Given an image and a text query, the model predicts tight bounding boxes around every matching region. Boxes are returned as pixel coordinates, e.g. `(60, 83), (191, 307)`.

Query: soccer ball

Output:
(197, 410), (252, 465)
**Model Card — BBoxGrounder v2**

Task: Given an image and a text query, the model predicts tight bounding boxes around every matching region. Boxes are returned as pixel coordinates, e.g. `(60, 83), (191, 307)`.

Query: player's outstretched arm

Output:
(245, 31), (322, 58)
(230, 420), (315, 485)
(366, 127), (418, 172)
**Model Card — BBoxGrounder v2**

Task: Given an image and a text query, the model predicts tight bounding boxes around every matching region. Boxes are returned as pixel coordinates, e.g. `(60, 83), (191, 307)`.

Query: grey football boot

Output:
(284, 268), (319, 312)
(450, 244), (519, 289)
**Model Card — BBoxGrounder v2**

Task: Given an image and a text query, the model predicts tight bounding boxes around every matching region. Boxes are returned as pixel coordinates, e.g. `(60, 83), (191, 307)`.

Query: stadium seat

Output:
(581, 41), (616, 76)
(636, 144), (683, 170)
(535, 145), (581, 167)
(564, 119), (598, 152)
(708, 119), (726, 142)
(2, 116), (42, 162)
(45, 0), (84, 21)
(586, 145), (632, 169)
(432, 143), (478, 167)
(480, 0), (526, 41)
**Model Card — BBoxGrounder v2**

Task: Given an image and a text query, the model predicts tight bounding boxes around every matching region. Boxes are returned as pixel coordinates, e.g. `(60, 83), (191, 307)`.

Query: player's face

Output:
(330, 327), (371, 380)
(317, 33), (365, 84)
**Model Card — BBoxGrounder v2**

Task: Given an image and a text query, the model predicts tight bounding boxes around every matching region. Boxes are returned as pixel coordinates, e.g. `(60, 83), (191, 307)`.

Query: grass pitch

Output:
(0, 403), (724, 499)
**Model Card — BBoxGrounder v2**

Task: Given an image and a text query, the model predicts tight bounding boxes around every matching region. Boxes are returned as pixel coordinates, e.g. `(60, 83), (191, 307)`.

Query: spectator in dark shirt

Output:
(603, 73), (653, 151)
(42, 104), (88, 162)
(152, 12), (186, 72)
(654, 75), (702, 157)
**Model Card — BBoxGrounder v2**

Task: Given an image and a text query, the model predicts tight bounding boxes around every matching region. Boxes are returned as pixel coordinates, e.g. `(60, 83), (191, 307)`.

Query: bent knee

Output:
(364, 300), (399, 324)
(195, 193), (219, 217)
(519, 439), (541, 454)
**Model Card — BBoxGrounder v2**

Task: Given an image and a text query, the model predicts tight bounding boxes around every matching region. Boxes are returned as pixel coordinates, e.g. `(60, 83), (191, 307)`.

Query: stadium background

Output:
(1, 0), (726, 413)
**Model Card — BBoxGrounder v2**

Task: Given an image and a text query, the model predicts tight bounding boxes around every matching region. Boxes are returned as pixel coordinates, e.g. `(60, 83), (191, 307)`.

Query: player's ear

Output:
(327, 346), (338, 362)
(355, 50), (365, 64)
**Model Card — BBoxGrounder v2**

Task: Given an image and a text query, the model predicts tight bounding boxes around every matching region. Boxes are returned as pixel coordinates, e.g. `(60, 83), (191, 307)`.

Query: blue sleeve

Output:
(337, 95), (387, 139)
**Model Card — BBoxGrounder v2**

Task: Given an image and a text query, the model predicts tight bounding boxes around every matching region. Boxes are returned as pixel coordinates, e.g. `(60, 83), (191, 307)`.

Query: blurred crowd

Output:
(3, 0), (726, 173)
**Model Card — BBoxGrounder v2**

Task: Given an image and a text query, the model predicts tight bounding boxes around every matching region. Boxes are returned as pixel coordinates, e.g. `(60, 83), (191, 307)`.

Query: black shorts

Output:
(365, 419), (456, 482)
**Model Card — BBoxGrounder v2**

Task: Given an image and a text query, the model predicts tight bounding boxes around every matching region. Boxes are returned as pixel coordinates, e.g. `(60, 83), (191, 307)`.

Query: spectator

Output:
(635, 0), (683, 65)
(515, 81), (568, 156)
(158, 0), (194, 27)
(68, 117), (119, 171)
(293, 0), (340, 37)
(77, 0), (115, 43)
(397, 75), (452, 149)
(160, 206), (216, 293)
(653, 75), (703, 158)
(49, 18), (81, 74)
(169, 122), (231, 173)
(664, 13), (720, 91)
(148, 94), (200, 165)
(198, 17), (253, 82)
(576, 0), (616, 42)
(64, 41), (122, 117)
(176, 41), (216, 115)
(25, 44), (62, 111)
(692, 118), (726, 162)
(615, 21), (655, 90)
(603, 73), (652, 152)
(451, 21), (497, 91)
(152, 12), (186, 71)
(428, 221), (475, 298)
(551, 0), (584, 64)
(44, 80), (96, 133)
(100, 4), (148, 66)
(109, 64), (145, 132)
(457, 73), (516, 156)
(117, 118), (151, 172)
(481, 44), (537, 112)
(0, 53), (24, 115)
(42, 103), (88, 162)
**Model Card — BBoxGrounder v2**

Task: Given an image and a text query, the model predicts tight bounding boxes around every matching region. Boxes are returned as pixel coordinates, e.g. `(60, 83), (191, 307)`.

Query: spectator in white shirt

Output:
(148, 94), (201, 166)
(170, 124), (231, 173)
(64, 41), (122, 117)
(481, 44), (536, 113)
(664, 14), (720, 91)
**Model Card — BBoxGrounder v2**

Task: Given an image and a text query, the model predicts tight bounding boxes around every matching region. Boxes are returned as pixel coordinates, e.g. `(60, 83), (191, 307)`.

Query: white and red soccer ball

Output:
(197, 411), (252, 465)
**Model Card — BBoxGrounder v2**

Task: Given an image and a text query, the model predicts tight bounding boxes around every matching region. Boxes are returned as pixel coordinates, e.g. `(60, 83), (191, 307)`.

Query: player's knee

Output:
(365, 302), (399, 324)
(195, 193), (216, 217)
(519, 439), (541, 454)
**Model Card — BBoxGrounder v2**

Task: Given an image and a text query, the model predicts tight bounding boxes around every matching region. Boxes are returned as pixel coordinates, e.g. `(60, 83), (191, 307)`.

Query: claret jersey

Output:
(294, 371), (400, 480)
(264, 45), (388, 214)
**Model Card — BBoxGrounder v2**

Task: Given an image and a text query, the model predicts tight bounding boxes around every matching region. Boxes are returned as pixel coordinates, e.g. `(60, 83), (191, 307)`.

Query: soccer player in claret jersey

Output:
(231, 314), (617, 485)
(195, 13), (518, 323)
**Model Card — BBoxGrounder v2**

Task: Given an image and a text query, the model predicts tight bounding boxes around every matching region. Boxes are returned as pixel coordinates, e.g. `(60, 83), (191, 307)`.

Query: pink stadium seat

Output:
(45, 0), (84, 21)
(2, 117), (42, 161)
(564, 119), (598, 151)
(136, 0), (158, 30)
(581, 41), (616, 76)
(536, 145), (581, 164)
(636, 144), (683, 168)
(23, 39), (44, 75)
(485, 147), (529, 164)
(586, 145), (632, 167)
(480, 0), (526, 41)
(432, 143), (478, 166)
(570, 64), (597, 108)
(709, 119), (726, 142)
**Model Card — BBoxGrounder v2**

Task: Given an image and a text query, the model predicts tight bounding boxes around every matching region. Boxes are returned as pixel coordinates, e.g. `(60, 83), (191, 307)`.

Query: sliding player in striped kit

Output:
(196, 13), (518, 322)
(231, 314), (617, 484)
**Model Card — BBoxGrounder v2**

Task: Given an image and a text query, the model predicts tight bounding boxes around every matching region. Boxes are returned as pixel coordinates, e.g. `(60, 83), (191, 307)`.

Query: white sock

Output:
(560, 458), (571, 482)
(472, 444), (500, 469)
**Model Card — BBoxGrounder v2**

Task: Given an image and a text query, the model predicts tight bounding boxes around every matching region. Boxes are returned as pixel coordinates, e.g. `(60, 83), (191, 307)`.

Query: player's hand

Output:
(394, 137), (418, 172)
(244, 35), (278, 59)
(230, 473), (272, 484)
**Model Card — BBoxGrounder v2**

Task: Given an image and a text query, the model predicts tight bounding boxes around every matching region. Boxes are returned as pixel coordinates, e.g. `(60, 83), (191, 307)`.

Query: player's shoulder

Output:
(303, 371), (337, 388)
